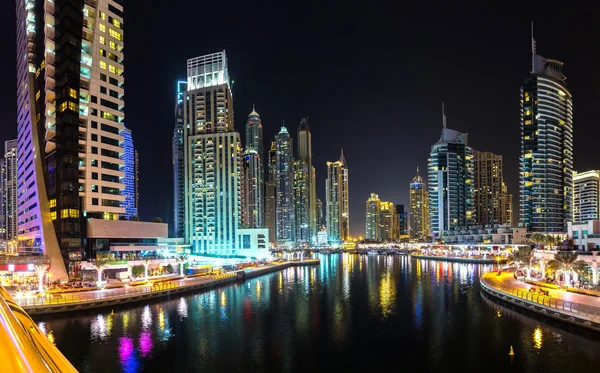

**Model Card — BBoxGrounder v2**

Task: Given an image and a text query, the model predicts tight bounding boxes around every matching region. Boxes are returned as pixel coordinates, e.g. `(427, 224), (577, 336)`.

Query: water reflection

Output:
(38, 255), (600, 373)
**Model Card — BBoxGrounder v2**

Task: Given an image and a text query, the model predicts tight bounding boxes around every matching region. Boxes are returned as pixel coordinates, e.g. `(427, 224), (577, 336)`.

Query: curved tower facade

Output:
(275, 125), (294, 244)
(242, 108), (264, 228)
(409, 167), (429, 239)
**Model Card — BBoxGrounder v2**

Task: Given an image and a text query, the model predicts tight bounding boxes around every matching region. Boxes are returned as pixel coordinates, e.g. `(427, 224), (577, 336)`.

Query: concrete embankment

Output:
(22, 260), (319, 315)
(412, 254), (507, 264)
(480, 271), (600, 332)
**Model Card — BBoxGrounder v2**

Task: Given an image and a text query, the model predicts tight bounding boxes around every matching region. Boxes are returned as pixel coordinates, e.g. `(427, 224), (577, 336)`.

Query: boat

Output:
(367, 251), (378, 256)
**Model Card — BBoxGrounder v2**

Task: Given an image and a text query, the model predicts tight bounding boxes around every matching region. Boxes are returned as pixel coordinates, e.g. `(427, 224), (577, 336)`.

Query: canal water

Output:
(37, 254), (600, 373)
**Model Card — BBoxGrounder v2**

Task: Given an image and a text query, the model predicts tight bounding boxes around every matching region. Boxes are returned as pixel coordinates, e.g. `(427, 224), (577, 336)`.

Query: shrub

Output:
(131, 265), (144, 278)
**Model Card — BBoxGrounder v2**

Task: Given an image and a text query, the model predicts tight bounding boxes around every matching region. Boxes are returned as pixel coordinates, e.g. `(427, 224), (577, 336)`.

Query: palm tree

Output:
(92, 259), (109, 285)
(547, 251), (586, 287)
(528, 233), (547, 249)
(509, 247), (532, 269)
(176, 253), (189, 277)
(141, 257), (151, 282)
(34, 264), (48, 293)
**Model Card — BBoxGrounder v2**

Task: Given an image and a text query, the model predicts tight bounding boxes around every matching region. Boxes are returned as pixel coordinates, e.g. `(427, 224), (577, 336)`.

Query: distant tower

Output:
(297, 118), (317, 238)
(428, 107), (474, 237)
(173, 80), (188, 237)
(366, 193), (381, 239)
(293, 159), (310, 242)
(501, 182), (513, 226)
(395, 204), (407, 236)
(275, 125), (295, 244)
(326, 158), (343, 243)
(3, 140), (17, 240)
(520, 27), (573, 233)
(473, 151), (503, 227)
(339, 151), (349, 240)
(121, 129), (138, 219)
(265, 141), (277, 243)
(573, 171), (600, 223)
(409, 167), (429, 239)
(242, 107), (264, 228)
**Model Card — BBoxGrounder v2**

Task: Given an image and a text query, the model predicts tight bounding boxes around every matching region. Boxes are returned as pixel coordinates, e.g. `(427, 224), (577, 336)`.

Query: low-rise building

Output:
(567, 220), (600, 251)
(440, 226), (528, 245)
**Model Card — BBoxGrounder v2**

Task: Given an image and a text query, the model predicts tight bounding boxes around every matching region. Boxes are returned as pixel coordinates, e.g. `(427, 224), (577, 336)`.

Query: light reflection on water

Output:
(39, 254), (600, 373)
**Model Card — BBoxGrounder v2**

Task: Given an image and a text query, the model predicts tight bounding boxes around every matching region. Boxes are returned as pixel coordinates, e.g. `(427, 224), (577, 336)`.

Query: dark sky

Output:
(1, 1), (599, 237)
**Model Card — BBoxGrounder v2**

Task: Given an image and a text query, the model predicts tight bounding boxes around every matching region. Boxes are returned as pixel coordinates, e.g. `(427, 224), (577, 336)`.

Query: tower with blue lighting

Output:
(173, 80), (188, 237)
(121, 128), (138, 219)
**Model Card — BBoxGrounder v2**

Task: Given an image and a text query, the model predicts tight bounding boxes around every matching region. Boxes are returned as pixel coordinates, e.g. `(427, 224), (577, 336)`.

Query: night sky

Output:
(1, 2), (598, 237)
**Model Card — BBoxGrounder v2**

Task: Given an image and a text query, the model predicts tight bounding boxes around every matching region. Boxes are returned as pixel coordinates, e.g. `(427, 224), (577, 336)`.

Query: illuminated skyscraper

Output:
(339, 151), (350, 240)
(428, 107), (474, 237)
(121, 128), (138, 219)
(16, 1), (126, 279)
(0, 158), (5, 239)
(265, 141), (277, 243)
(3, 140), (18, 240)
(297, 118), (317, 237)
(395, 204), (407, 236)
(473, 151), (503, 227)
(275, 125), (295, 244)
(379, 201), (397, 240)
(326, 159), (343, 243)
(316, 198), (324, 228)
(573, 170), (599, 223)
(183, 51), (242, 254)
(293, 159), (310, 242)
(502, 182), (513, 226)
(520, 29), (573, 233)
(242, 108), (264, 229)
(366, 193), (381, 239)
(409, 167), (429, 239)
(173, 80), (187, 237)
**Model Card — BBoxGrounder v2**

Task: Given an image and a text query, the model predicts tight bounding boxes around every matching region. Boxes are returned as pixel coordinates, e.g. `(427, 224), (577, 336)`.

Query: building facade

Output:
(242, 108), (264, 229)
(366, 193), (381, 240)
(172, 80), (187, 238)
(573, 170), (599, 223)
(183, 51), (247, 255)
(264, 141), (277, 244)
(3, 140), (18, 240)
(316, 198), (324, 228)
(326, 159), (343, 243)
(293, 160), (310, 242)
(473, 151), (503, 227)
(121, 128), (138, 219)
(379, 201), (397, 240)
(339, 151), (349, 240)
(16, 0), (127, 279)
(519, 44), (573, 233)
(428, 121), (474, 237)
(395, 204), (407, 237)
(409, 167), (429, 239)
(275, 126), (295, 244)
(297, 118), (317, 238)
(502, 182), (513, 226)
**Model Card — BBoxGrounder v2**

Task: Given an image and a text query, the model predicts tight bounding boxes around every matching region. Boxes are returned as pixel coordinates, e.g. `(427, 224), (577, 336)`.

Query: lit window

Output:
(49, 199), (56, 208)
(51, 211), (57, 220)
(69, 88), (77, 99)
(99, 24), (106, 32)
(99, 11), (106, 20)
(109, 64), (116, 74)
(109, 29), (122, 41)
(69, 102), (78, 111)
(99, 48), (105, 57)
(59, 102), (68, 112)
(99, 36), (105, 44)
(112, 19), (121, 28)
(35, 90), (40, 100)
(109, 41), (116, 50)
(99, 61), (107, 69)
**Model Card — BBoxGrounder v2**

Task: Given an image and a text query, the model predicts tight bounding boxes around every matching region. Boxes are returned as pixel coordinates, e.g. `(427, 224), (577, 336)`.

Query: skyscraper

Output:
(183, 51), (242, 254)
(502, 182), (513, 226)
(297, 118), (317, 237)
(573, 170), (599, 223)
(428, 107), (474, 237)
(520, 29), (573, 233)
(275, 125), (294, 244)
(16, 1), (126, 279)
(379, 201), (397, 240)
(395, 204), (407, 236)
(339, 151), (350, 241)
(366, 193), (381, 240)
(326, 159), (343, 243)
(293, 160), (310, 242)
(173, 80), (188, 237)
(0, 158), (5, 239)
(265, 141), (277, 244)
(473, 151), (503, 227)
(3, 140), (18, 240)
(409, 167), (429, 239)
(242, 108), (264, 229)
(121, 128), (138, 219)
(316, 198), (324, 228)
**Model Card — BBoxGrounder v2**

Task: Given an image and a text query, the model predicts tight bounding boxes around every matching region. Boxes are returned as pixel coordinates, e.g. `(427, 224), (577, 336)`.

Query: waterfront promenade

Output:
(15, 259), (319, 315)
(412, 254), (507, 264)
(481, 270), (600, 331)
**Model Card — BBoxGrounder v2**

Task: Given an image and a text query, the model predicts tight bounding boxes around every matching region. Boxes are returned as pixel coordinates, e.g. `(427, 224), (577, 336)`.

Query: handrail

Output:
(480, 273), (600, 320)
(0, 286), (78, 372)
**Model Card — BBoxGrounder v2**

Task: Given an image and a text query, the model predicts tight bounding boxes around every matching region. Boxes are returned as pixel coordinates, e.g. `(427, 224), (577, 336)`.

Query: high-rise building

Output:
(173, 80), (188, 238)
(316, 198), (324, 228)
(366, 193), (381, 240)
(275, 125), (295, 244)
(16, 1), (126, 279)
(293, 160), (310, 242)
(121, 128), (138, 219)
(379, 201), (397, 240)
(297, 118), (317, 237)
(428, 108), (474, 237)
(183, 51), (242, 254)
(0, 158), (5, 239)
(502, 182), (513, 226)
(519, 31), (573, 233)
(265, 141), (277, 244)
(395, 204), (407, 236)
(326, 159), (343, 243)
(573, 170), (600, 223)
(3, 140), (18, 240)
(473, 151), (503, 227)
(410, 167), (429, 239)
(339, 151), (350, 241)
(242, 107), (264, 229)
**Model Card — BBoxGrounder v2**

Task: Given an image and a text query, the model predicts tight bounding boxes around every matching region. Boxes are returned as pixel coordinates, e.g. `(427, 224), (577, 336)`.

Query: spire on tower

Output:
(442, 102), (447, 129)
(531, 22), (536, 73)
(416, 166), (419, 177)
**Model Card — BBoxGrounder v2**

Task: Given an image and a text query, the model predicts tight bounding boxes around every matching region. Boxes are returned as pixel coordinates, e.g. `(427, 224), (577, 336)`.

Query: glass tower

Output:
(409, 167), (429, 239)
(242, 108), (264, 229)
(366, 193), (381, 240)
(573, 170), (599, 223)
(265, 141), (277, 244)
(173, 80), (187, 238)
(275, 125), (294, 244)
(519, 43), (573, 233)
(3, 140), (18, 240)
(297, 118), (317, 237)
(121, 128), (138, 219)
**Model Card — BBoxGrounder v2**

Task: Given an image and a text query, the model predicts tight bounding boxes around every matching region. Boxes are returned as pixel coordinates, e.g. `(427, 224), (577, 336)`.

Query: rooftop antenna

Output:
(442, 102), (447, 129)
(531, 22), (536, 73)
(252, 104), (255, 112)
(416, 166), (419, 177)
